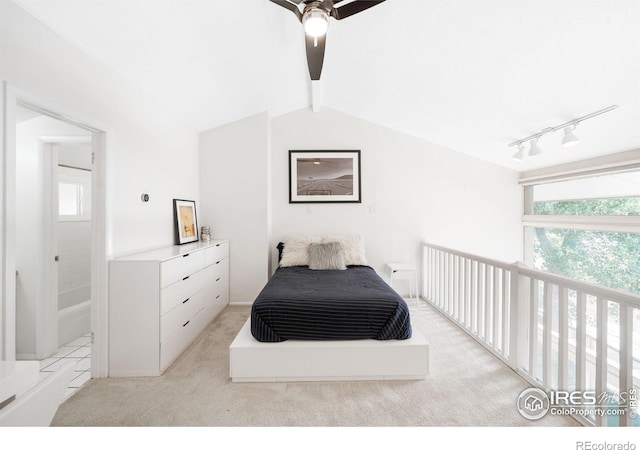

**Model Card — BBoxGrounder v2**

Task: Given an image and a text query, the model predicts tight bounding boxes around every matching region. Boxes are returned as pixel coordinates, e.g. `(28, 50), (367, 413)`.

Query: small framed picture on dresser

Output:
(173, 199), (198, 245)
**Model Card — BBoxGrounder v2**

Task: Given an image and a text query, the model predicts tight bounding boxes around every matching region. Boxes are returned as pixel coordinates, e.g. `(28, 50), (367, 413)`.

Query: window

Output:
(533, 170), (640, 216)
(58, 166), (91, 220)
(523, 168), (640, 296)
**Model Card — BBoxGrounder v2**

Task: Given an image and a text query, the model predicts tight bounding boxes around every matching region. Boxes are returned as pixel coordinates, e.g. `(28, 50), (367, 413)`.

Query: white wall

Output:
(200, 113), (271, 303)
(271, 108), (523, 285)
(1, 1), (199, 367)
(0, 1), (200, 257)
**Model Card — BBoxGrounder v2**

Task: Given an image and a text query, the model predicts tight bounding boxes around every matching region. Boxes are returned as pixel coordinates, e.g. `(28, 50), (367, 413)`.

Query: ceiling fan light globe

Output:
(303, 9), (329, 37)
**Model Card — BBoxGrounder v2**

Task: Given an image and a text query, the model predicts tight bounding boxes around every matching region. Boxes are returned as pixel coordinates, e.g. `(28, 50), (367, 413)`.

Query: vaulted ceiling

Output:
(12, 0), (640, 172)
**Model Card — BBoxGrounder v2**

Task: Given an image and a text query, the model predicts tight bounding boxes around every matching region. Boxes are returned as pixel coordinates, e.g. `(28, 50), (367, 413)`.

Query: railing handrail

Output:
(421, 241), (512, 270)
(422, 241), (640, 309)
(514, 262), (640, 309)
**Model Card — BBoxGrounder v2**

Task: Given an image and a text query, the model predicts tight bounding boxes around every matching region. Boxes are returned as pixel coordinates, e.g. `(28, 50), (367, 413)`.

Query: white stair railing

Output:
(422, 242), (640, 427)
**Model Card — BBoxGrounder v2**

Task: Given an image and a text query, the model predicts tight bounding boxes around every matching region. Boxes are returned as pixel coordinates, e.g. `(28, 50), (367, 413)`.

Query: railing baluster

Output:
(575, 291), (587, 394)
(558, 286), (569, 391)
(478, 263), (485, 340)
(595, 296), (608, 426)
(485, 264), (492, 343)
(465, 258), (471, 330)
(446, 254), (453, 314)
(423, 246), (429, 300)
(458, 256), (464, 324)
(502, 268), (510, 356)
(542, 282), (552, 387)
(437, 250), (443, 308)
(529, 278), (538, 379)
(470, 260), (477, 335)
(453, 255), (459, 321)
(493, 267), (500, 351)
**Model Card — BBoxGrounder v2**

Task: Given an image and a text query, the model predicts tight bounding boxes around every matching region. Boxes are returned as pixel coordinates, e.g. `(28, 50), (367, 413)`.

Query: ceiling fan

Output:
(269, 0), (386, 80)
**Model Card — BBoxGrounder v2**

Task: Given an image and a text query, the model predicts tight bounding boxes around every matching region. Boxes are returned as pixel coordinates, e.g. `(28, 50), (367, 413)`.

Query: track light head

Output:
(528, 139), (542, 157)
(512, 144), (526, 161)
(561, 124), (580, 147)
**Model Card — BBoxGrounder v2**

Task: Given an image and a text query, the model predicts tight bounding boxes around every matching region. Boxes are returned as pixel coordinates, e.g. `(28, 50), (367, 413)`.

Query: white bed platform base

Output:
(229, 319), (429, 382)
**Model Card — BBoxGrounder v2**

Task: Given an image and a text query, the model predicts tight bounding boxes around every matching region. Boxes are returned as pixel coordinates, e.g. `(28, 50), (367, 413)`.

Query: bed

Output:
(251, 265), (412, 342)
(229, 236), (429, 382)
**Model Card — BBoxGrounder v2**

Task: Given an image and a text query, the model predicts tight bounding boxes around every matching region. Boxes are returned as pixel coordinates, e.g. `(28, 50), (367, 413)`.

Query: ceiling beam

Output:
(311, 80), (321, 112)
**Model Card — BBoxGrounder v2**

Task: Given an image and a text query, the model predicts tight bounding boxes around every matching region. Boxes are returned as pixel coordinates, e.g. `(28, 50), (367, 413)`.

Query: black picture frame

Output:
(173, 199), (199, 245)
(289, 150), (361, 203)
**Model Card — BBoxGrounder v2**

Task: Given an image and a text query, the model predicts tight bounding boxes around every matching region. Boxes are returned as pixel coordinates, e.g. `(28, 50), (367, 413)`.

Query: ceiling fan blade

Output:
(269, 0), (302, 21)
(305, 33), (326, 81)
(332, 0), (386, 20)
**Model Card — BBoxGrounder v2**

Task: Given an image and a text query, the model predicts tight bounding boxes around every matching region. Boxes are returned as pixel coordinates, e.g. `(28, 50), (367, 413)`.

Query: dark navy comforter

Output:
(250, 266), (412, 342)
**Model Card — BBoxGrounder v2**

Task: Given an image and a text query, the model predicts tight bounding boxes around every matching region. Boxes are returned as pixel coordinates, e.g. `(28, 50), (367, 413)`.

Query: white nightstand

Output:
(385, 263), (419, 300)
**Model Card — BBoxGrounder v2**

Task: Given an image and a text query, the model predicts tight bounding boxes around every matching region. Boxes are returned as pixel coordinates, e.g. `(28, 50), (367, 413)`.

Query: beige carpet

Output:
(52, 299), (579, 427)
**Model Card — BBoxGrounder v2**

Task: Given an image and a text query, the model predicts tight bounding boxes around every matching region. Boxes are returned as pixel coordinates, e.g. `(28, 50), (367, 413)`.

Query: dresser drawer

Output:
(203, 262), (229, 303)
(160, 251), (204, 288)
(160, 290), (206, 343)
(160, 269), (204, 315)
(159, 304), (209, 371)
(204, 241), (229, 266)
(209, 257), (228, 282)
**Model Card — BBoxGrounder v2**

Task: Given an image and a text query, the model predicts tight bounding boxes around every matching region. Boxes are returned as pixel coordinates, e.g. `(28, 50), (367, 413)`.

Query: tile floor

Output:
(38, 333), (92, 401)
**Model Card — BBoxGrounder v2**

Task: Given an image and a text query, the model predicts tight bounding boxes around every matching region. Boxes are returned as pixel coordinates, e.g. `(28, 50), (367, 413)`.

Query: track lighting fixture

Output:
(512, 144), (526, 161)
(561, 124), (579, 147)
(508, 105), (618, 160)
(528, 138), (542, 157)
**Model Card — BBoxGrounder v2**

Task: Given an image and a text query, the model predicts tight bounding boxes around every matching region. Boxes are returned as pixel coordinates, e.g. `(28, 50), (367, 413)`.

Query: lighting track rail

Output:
(509, 105), (619, 160)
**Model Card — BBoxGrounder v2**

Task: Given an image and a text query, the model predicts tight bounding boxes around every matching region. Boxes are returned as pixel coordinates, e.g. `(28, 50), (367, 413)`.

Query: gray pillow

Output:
(308, 242), (347, 271)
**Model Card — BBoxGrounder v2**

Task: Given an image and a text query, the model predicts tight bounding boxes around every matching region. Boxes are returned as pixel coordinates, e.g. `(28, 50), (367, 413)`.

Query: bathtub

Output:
(58, 299), (91, 347)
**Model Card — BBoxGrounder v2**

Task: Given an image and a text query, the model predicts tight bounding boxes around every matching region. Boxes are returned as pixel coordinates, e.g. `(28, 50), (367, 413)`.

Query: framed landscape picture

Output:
(289, 150), (361, 203)
(173, 199), (198, 245)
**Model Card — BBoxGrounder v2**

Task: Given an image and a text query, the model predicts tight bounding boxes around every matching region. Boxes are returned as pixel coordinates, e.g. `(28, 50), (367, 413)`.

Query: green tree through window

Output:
(533, 198), (640, 296)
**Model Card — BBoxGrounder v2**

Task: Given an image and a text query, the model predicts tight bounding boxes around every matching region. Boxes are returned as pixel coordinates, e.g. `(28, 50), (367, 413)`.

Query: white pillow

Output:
(322, 235), (368, 266)
(279, 236), (322, 267)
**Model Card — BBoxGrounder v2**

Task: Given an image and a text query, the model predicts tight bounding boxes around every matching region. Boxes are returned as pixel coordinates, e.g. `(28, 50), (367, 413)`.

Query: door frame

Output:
(2, 82), (108, 378)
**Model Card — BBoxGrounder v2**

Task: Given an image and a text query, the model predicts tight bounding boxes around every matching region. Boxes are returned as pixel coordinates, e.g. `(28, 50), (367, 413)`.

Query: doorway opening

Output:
(3, 84), (107, 389)
(14, 104), (94, 398)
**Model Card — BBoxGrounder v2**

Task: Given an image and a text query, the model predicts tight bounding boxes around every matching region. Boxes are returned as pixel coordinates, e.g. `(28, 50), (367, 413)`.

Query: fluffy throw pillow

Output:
(278, 236), (322, 267)
(322, 235), (368, 266)
(308, 242), (347, 271)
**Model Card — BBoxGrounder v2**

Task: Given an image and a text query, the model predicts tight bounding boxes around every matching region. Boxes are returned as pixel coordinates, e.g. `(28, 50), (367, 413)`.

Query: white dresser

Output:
(108, 240), (229, 377)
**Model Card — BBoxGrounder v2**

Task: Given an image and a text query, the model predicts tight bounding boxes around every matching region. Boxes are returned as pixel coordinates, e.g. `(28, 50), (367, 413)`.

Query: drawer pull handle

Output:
(182, 253), (190, 258)
(216, 244), (221, 247)
(216, 294), (221, 299)
(183, 276), (190, 281)
(215, 261), (220, 264)
(216, 277), (221, 282)
(183, 320), (190, 327)
(182, 298), (190, 304)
